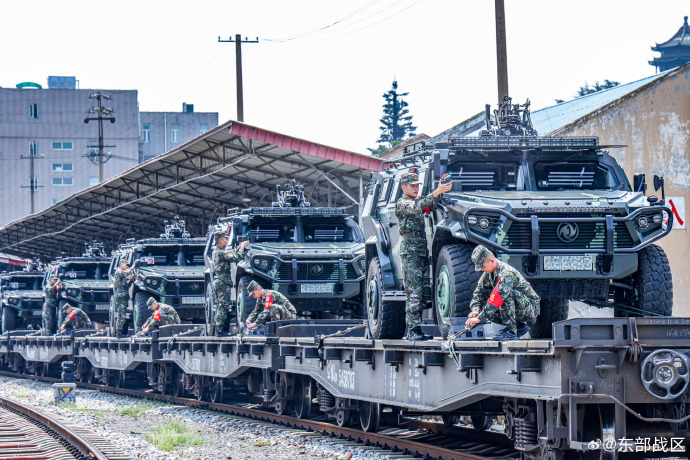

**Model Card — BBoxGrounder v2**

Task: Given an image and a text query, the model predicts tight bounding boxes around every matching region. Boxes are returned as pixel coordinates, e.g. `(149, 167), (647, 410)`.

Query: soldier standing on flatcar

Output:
(42, 275), (61, 335)
(212, 230), (249, 336)
(112, 260), (138, 337)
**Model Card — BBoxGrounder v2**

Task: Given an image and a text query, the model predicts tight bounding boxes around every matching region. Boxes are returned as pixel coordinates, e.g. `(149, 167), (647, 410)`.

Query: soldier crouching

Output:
(141, 297), (180, 334)
(245, 280), (296, 331)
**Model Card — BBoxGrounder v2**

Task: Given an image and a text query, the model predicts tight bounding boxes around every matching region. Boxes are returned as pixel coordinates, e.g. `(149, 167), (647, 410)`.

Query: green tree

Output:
(377, 80), (416, 145)
(554, 79), (620, 104)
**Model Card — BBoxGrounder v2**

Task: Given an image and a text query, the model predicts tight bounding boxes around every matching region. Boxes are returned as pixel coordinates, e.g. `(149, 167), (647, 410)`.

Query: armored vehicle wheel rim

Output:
(294, 375), (312, 420)
(209, 377), (224, 403)
(436, 265), (452, 322)
(367, 278), (379, 329)
(358, 400), (381, 432)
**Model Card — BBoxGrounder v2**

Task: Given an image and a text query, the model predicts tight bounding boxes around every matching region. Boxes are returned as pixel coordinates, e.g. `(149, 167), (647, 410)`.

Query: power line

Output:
(83, 92), (116, 183)
(20, 141), (43, 214)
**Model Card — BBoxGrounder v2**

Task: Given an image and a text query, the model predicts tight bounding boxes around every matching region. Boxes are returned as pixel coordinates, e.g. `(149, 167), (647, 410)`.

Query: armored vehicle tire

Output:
(634, 244), (673, 316)
(205, 284), (214, 336)
(434, 244), (482, 330)
(134, 292), (151, 329)
(108, 296), (116, 332)
(366, 257), (405, 339)
(236, 277), (258, 331)
(1, 307), (16, 333)
(530, 299), (568, 339)
(58, 300), (70, 328)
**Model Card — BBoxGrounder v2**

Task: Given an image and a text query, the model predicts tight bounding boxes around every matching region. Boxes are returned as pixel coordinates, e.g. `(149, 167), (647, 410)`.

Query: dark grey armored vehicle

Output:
(0, 265), (45, 332)
(361, 97), (674, 339)
(46, 243), (112, 325)
(110, 217), (206, 329)
(204, 181), (365, 333)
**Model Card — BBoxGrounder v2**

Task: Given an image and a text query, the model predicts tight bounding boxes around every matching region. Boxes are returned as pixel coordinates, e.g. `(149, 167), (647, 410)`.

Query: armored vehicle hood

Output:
(137, 266), (205, 278)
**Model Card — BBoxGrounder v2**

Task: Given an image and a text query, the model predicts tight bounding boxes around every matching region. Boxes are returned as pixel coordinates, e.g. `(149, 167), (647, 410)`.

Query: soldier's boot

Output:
(516, 323), (531, 338)
(214, 331), (229, 337)
(494, 329), (518, 341)
(404, 327), (432, 341)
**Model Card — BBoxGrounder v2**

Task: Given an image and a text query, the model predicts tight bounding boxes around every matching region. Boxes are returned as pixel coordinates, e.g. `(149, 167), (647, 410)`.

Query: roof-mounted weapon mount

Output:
(481, 96), (537, 137)
(161, 216), (191, 239)
(83, 241), (106, 258)
(273, 179), (310, 208)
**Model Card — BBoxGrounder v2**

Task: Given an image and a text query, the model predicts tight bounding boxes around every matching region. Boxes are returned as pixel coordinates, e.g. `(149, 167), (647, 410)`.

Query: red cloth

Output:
(487, 278), (504, 307)
(69, 313), (75, 320)
(423, 207), (431, 213)
(153, 310), (161, 321)
(264, 294), (273, 309)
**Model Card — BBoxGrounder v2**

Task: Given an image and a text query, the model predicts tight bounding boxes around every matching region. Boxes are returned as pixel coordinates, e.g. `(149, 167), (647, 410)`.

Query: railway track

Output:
(0, 393), (131, 459)
(0, 370), (515, 460)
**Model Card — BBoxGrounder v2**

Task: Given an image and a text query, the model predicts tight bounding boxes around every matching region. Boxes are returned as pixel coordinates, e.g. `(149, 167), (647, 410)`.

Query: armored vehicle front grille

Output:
(502, 221), (634, 249)
(92, 292), (110, 303)
(275, 263), (358, 282)
(25, 299), (43, 309)
(178, 281), (204, 295)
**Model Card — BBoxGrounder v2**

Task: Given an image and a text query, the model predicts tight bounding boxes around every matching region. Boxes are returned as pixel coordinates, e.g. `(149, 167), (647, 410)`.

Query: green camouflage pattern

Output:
(112, 266), (135, 335)
(395, 193), (439, 330)
(42, 283), (59, 334)
(400, 172), (422, 185)
(470, 260), (540, 332)
(142, 303), (181, 330)
(471, 245), (492, 271)
(212, 244), (245, 331)
(247, 289), (296, 327)
(61, 307), (91, 330)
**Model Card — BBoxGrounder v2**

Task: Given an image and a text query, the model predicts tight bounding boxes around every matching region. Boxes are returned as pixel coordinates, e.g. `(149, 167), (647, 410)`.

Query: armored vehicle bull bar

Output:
(249, 254), (365, 288)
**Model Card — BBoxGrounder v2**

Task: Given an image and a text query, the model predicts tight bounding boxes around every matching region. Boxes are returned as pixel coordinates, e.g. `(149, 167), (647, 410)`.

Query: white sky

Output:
(1, 1), (686, 153)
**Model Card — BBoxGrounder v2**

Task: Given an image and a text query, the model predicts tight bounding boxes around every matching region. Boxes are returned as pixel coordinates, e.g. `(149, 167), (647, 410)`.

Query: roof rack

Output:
(444, 135), (600, 150)
(381, 151), (432, 171)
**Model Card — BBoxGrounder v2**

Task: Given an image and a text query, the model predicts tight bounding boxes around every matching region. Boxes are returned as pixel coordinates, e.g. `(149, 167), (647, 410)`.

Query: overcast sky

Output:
(1, 1), (686, 153)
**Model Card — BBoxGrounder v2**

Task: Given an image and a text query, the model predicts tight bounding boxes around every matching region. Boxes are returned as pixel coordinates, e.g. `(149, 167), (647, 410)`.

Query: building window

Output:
(52, 163), (73, 172)
(171, 124), (180, 143)
(199, 124), (209, 135)
(51, 141), (73, 150)
(89, 177), (99, 186)
(29, 103), (38, 119)
(52, 177), (73, 186)
(29, 141), (38, 156)
(142, 124), (151, 143)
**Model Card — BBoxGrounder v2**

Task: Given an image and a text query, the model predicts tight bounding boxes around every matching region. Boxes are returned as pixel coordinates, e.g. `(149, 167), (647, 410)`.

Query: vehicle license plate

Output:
(182, 296), (205, 305)
(543, 255), (593, 271)
(300, 283), (334, 294)
(94, 304), (110, 311)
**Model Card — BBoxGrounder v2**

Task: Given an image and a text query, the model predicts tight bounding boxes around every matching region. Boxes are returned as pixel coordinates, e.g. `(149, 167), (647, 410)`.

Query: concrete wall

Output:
(554, 67), (690, 314)
(139, 111), (219, 161)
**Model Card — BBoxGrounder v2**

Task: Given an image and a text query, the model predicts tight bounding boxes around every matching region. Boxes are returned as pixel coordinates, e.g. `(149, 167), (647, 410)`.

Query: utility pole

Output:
(495, 0), (509, 103)
(84, 92), (115, 182)
(21, 141), (43, 214)
(218, 34), (259, 122)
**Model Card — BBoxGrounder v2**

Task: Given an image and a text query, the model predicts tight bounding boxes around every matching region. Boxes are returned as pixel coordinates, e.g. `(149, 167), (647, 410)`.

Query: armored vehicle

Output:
(45, 242), (112, 325)
(204, 180), (365, 334)
(361, 97), (674, 339)
(0, 263), (45, 332)
(110, 217), (206, 329)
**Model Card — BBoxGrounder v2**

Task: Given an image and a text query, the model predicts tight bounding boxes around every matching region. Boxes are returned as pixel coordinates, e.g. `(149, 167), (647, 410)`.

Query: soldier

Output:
(395, 171), (452, 341)
(465, 245), (540, 340)
(42, 275), (62, 335)
(245, 281), (296, 331)
(112, 259), (138, 337)
(141, 297), (180, 334)
(60, 304), (92, 332)
(212, 230), (249, 336)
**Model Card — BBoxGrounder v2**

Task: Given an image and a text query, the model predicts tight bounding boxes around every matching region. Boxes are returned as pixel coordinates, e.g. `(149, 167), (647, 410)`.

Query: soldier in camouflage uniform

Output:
(60, 304), (92, 332)
(42, 275), (62, 335)
(141, 297), (180, 333)
(245, 280), (296, 330)
(212, 230), (249, 336)
(112, 260), (138, 336)
(395, 171), (452, 341)
(465, 245), (540, 340)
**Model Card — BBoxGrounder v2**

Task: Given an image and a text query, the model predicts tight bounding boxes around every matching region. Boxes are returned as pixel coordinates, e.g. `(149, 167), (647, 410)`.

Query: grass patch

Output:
(253, 441), (271, 447)
(118, 405), (148, 417)
(13, 391), (29, 398)
(143, 419), (203, 452)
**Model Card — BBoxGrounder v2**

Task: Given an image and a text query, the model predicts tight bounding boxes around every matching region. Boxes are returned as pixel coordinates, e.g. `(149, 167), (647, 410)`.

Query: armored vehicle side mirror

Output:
(653, 175), (666, 204)
(433, 148), (450, 182)
(633, 174), (647, 193)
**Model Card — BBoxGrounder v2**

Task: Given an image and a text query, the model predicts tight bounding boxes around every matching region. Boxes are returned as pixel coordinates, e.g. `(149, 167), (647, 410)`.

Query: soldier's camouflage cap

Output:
(400, 172), (422, 185)
(146, 297), (157, 308)
(471, 245), (492, 271)
(62, 303), (72, 312)
(214, 229), (228, 241)
(247, 280), (261, 294)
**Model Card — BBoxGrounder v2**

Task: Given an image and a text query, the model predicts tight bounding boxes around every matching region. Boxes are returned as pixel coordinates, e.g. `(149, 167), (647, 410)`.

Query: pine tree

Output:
(377, 80), (416, 145)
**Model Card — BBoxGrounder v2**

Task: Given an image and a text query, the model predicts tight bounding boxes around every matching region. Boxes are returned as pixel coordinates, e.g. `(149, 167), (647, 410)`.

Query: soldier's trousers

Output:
(42, 301), (57, 334)
(213, 281), (234, 331)
(401, 251), (431, 330)
(255, 304), (297, 327)
(114, 293), (129, 335)
(482, 291), (540, 333)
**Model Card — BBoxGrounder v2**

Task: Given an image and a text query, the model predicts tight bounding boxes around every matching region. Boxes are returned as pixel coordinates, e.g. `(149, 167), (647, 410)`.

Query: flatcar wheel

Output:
(336, 408), (352, 427)
(209, 377), (224, 403)
(158, 366), (171, 395)
(471, 415), (492, 431)
(77, 360), (90, 382)
(441, 414), (459, 426)
(172, 370), (186, 398)
(294, 375), (312, 420)
(87, 366), (96, 384)
(38, 363), (48, 377)
(581, 405), (616, 460)
(114, 370), (126, 388)
(358, 401), (381, 432)
(195, 375), (208, 401)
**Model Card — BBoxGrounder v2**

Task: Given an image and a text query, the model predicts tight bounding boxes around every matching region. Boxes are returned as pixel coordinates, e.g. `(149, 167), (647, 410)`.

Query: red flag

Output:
(69, 313), (75, 320)
(423, 207), (431, 213)
(487, 278), (504, 307)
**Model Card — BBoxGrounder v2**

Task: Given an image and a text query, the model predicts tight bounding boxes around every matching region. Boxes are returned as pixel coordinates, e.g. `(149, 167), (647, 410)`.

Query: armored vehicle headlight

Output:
(467, 216), (478, 226)
(358, 259), (366, 271)
(253, 259), (261, 266)
(146, 278), (161, 287)
(260, 260), (269, 270)
(653, 214), (663, 224)
(637, 216), (649, 229)
(67, 288), (79, 296)
(8, 297), (20, 305)
(478, 217), (490, 229)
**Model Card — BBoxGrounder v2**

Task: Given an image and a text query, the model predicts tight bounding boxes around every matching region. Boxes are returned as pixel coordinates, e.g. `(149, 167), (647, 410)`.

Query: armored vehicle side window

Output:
(59, 263), (109, 280)
(390, 179), (402, 204)
(534, 161), (619, 190)
(304, 223), (355, 242)
(446, 162), (522, 191)
(184, 248), (205, 266)
(139, 246), (205, 267)
(377, 179), (391, 205)
(3, 276), (41, 290)
(247, 223), (296, 243)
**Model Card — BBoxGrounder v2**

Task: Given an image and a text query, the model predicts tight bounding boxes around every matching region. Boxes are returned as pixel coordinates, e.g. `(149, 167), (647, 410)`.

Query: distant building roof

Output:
(377, 134), (431, 160)
(651, 17), (690, 72)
